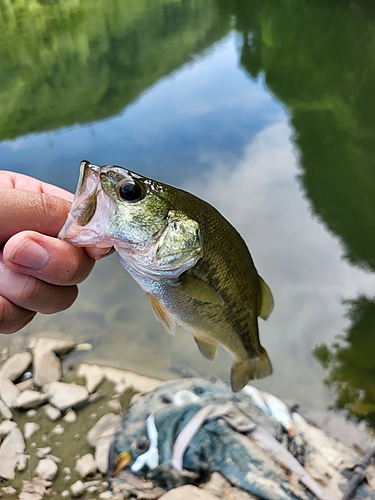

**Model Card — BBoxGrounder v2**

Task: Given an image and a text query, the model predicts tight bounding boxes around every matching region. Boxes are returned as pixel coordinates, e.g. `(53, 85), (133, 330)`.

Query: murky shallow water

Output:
(1, 0), (375, 428)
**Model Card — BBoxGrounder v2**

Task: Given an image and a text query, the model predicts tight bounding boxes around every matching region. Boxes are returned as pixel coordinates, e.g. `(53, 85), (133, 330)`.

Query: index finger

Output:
(0, 171), (73, 200)
(0, 189), (71, 243)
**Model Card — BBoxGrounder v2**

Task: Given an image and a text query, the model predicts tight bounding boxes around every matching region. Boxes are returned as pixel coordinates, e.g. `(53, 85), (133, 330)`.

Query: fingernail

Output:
(10, 239), (50, 269)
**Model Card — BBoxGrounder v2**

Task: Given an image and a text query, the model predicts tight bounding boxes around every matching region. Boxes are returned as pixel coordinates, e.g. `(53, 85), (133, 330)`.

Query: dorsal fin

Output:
(258, 275), (274, 320)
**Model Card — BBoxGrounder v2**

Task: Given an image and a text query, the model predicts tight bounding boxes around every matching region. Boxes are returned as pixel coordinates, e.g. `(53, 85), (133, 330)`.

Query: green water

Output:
(1, 0), (375, 430)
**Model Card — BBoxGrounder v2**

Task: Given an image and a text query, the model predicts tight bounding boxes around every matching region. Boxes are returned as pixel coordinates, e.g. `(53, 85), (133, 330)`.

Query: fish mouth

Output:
(58, 161), (102, 242)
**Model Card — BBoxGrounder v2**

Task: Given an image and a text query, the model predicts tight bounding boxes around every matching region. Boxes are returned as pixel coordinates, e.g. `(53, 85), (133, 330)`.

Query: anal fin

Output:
(231, 349), (272, 392)
(193, 336), (218, 361)
(147, 294), (176, 335)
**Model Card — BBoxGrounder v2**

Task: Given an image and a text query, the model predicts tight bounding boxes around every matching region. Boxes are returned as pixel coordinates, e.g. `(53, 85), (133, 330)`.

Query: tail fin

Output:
(230, 349), (272, 392)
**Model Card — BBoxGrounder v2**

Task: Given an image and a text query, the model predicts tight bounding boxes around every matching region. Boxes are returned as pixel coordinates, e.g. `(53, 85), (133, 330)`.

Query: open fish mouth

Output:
(70, 161), (101, 227)
(58, 161), (102, 243)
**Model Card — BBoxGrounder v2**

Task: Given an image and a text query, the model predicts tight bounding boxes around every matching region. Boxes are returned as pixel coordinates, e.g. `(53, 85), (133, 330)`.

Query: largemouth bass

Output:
(59, 161), (274, 392)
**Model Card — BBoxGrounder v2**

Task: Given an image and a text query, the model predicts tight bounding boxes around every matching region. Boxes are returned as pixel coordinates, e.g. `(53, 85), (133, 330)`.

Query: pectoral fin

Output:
(178, 274), (224, 304)
(193, 336), (218, 361)
(231, 349), (272, 392)
(147, 294), (176, 335)
(258, 275), (274, 320)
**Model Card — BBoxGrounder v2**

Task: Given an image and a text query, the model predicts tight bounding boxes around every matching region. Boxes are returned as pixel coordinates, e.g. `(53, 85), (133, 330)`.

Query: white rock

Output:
(0, 398), (12, 419)
(36, 447), (51, 459)
(87, 485), (98, 493)
(0, 419), (18, 436)
(1, 485), (16, 495)
(44, 404), (61, 421)
(113, 381), (128, 394)
(18, 493), (42, 500)
(48, 454), (62, 464)
(51, 424), (65, 435)
(1, 486), (17, 495)
(34, 350), (62, 388)
(62, 466), (71, 475)
(17, 453), (29, 471)
(35, 457), (58, 481)
(77, 364), (105, 393)
(43, 382), (89, 411)
(95, 436), (113, 475)
(75, 453), (97, 478)
(16, 378), (34, 392)
(71, 479), (86, 497)
(26, 409), (37, 418)
(63, 410), (77, 423)
(0, 425), (25, 479)
(24, 422), (40, 439)
(160, 485), (219, 500)
(0, 352), (32, 381)
(61, 491), (70, 498)
(28, 337), (75, 387)
(87, 413), (121, 447)
(28, 338), (75, 387)
(20, 478), (53, 499)
(0, 378), (20, 407)
(100, 367), (160, 393)
(99, 492), (118, 499)
(14, 389), (48, 410)
(27, 336), (76, 356)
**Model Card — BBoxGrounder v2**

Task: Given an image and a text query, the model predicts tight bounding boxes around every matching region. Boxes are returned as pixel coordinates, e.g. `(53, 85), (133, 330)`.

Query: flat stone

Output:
(160, 485), (219, 500)
(0, 420), (18, 436)
(19, 493), (43, 500)
(95, 435), (113, 474)
(36, 447), (52, 459)
(16, 378), (34, 392)
(27, 336), (76, 357)
(51, 424), (65, 435)
(75, 453), (97, 478)
(44, 404), (61, 421)
(2, 485), (16, 495)
(77, 363), (105, 393)
(0, 425), (25, 479)
(71, 479), (86, 497)
(101, 367), (160, 393)
(35, 457), (58, 481)
(17, 453), (28, 471)
(21, 478), (52, 496)
(14, 389), (48, 409)
(28, 336), (76, 387)
(24, 422), (40, 439)
(63, 410), (77, 423)
(0, 378), (20, 407)
(87, 413), (121, 447)
(0, 399), (12, 419)
(42, 382), (89, 411)
(0, 352), (32, 381)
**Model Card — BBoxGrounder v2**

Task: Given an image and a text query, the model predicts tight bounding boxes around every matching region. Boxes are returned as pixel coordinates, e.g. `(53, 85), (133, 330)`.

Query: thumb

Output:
(0, 188), (71, 243)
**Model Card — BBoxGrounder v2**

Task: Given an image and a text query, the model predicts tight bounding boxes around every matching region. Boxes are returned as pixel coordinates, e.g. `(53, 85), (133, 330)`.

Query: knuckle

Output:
(0, 298), (35, 334)
(17, 275), (39, 304)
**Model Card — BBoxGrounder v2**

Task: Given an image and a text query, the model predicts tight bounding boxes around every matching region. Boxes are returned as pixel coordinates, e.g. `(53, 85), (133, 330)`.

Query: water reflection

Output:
(1, 0), (375, 425)
(314, 296), (375, 430)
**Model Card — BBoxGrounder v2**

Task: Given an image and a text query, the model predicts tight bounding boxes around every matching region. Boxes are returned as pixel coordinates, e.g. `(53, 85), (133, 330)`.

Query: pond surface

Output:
(1, 0), (375, 429)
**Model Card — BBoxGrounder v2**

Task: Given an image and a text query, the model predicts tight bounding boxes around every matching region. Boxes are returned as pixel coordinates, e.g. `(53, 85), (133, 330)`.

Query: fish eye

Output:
(117, 180), (145, 203)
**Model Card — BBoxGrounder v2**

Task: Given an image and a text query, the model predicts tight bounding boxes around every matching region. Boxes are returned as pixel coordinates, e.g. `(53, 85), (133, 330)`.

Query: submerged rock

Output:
(0, 424), (25, 480)
(0, 352), (32, 381)
(35, 457), (58, 481)
(42, 381), (89, 411)
(75, 453), (97, 478)
(77, 363), (105, 393)
(27, 336), (76, 387)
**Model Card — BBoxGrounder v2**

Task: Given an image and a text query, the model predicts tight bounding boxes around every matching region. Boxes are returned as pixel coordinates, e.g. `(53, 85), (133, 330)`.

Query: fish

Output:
(59, 160), (274, 392)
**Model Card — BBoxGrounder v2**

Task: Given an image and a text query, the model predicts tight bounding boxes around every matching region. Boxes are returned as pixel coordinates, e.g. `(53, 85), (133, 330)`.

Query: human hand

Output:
(0, 170), (112, 334)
